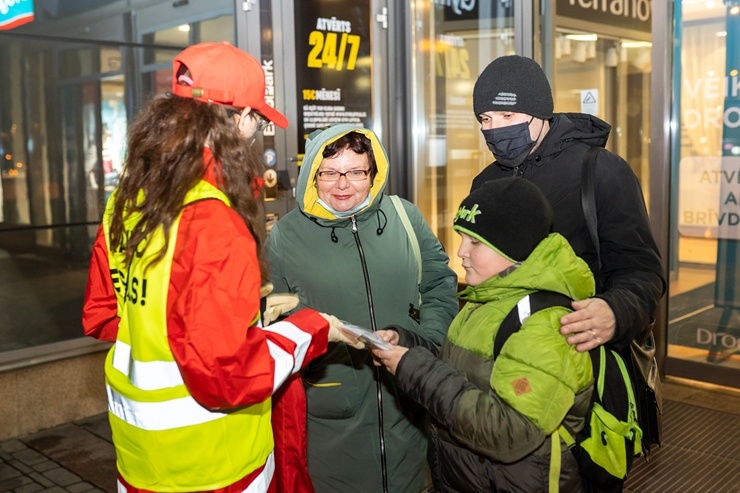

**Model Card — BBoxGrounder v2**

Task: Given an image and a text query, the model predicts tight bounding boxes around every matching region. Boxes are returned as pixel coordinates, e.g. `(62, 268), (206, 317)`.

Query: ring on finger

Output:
(589, 328), (596, 339)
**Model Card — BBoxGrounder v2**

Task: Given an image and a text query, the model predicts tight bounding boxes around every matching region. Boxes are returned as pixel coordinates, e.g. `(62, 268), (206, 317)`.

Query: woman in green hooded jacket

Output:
(266, 124), (458, 492)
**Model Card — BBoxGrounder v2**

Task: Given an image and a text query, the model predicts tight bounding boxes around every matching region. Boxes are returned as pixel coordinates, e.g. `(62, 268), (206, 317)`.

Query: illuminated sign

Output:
(294, 0), (372, 154)
(0, 0), (34, 30)
(557, 0), (651, 33)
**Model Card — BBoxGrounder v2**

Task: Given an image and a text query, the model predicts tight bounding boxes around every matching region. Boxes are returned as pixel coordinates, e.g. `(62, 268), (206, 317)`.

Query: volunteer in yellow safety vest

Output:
(82, 42), (352, 493)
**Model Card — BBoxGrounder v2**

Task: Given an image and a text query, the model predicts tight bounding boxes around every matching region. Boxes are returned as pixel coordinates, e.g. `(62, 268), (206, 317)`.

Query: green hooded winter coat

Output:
(266, 124), (458, 493)
(394, 233), (595, 492)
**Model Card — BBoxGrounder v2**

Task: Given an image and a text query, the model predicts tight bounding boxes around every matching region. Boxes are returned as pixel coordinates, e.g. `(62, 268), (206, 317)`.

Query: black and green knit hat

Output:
(453, 177), (553, 262)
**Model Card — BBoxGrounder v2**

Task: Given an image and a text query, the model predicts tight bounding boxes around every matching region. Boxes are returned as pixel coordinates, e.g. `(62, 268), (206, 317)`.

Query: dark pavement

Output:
(0, 414), (115, 493)
(1, 380), (739, 493)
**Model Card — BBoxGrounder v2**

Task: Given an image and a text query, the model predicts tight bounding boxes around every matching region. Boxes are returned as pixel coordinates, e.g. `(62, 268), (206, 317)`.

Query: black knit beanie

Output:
(473, 55), (553, 121)
(453, 177), (553, 262)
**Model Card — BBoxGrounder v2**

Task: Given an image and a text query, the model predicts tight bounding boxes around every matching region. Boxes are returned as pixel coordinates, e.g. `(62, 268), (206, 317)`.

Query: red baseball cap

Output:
(171, 42), (288, 128)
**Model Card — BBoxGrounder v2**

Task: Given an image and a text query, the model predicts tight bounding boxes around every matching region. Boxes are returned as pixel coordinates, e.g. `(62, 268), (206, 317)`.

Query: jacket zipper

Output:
(351, 216), (389, 493)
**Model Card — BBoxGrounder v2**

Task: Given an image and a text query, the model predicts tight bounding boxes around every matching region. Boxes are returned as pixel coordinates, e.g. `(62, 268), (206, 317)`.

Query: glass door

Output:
(667, 0), (740, 387)
(552, 30), (653, 203)
(409, 2), (516, 278)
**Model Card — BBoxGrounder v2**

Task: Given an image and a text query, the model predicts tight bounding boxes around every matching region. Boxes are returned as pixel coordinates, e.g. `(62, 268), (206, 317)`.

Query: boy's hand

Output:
(370, 330), (400, 367)
(371, 345), (409, 375)
(375, 329), (400, 346)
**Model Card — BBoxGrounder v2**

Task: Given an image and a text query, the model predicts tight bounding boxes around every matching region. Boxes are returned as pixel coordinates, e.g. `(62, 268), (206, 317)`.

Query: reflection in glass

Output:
(0, 36), (168, 356)
(100, 76), (127, 206)
(669, 0), (740, 375)
(200, 15), (235, 43)
(553, 31), (652, 204)
(410, 2), (515, 279)
(0, 226), (92, 352)
(0, 3), (237, 364)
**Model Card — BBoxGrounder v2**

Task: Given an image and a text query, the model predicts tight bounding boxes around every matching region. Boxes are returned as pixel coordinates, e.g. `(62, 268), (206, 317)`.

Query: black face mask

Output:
(481, 117), (536, 167)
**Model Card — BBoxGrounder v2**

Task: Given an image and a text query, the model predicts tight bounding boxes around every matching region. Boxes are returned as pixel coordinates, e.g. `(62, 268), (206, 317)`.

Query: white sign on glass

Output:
(580, 89), (599, 117)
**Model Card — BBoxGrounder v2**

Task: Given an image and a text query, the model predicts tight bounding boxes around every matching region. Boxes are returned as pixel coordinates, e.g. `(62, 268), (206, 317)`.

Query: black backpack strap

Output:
(581, 147), (602, 275)
(494, 291), (574, 359)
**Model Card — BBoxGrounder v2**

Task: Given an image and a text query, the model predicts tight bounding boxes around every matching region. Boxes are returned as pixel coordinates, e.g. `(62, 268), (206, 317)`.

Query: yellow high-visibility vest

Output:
(103, 181), (273, 491)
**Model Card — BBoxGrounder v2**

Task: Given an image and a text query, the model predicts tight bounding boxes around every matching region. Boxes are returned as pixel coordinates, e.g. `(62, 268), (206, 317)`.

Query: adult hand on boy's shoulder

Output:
(559, 297), (616, 352)
(371, 345), (409, 375)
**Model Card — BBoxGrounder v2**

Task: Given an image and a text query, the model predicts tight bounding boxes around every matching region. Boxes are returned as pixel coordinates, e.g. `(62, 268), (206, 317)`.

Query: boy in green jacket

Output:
(372, 177), (595, 492)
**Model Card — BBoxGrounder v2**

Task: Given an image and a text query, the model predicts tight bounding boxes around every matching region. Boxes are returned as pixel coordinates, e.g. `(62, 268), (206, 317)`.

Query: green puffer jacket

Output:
(267, 124), (458, 493)
(395, 233), (595, 493)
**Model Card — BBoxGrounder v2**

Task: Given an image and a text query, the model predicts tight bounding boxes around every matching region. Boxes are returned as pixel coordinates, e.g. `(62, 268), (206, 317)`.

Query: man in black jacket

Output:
(470, 55), (665, 352)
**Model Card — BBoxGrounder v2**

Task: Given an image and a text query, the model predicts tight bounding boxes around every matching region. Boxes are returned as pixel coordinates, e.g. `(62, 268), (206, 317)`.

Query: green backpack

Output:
(495, 291), (643, 492)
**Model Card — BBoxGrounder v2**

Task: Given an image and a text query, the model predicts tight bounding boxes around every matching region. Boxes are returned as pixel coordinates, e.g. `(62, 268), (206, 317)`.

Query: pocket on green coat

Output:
(304, 381), (361, 419)
(303, 359), (362, 419)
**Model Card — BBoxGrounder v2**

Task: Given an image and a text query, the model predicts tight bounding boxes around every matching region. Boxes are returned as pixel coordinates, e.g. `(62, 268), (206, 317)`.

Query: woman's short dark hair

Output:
(322, 131), (378, 180)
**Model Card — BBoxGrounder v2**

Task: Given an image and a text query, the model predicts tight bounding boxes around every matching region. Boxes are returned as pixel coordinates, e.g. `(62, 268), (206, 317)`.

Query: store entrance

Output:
(667, 0), (740, 387)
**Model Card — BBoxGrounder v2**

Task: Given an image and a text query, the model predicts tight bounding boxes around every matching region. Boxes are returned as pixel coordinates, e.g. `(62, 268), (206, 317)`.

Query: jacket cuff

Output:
(390, 325), (440, 356)
(395, 346), (476, 429)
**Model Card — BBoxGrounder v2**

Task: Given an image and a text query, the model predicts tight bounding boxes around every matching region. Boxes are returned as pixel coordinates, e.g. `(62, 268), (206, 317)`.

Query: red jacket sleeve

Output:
(167, 200), (328, 410)
(82, 226), (120, 342)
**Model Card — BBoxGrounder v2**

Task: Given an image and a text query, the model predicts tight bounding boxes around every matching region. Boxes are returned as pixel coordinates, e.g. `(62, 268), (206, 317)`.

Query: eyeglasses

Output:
(251, 112), (270, 132)
(316, 169), (371, 182)
(227, 107), (270, 132)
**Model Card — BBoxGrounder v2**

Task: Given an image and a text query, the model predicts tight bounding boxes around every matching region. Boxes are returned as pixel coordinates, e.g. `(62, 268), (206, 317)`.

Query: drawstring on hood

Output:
(375, 207), (387, 236)
(300, 210), (340, 243)
(299, 203), (388, 243)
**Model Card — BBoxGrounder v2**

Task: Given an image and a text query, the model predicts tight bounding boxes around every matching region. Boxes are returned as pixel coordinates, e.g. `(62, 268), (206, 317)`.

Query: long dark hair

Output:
(109, 94), (268, 280)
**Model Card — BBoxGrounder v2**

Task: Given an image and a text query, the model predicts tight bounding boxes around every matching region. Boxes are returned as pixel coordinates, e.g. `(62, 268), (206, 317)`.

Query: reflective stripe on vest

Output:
(111, 340), (184, 390)
(102, 182), (272, 491)
(263, 320), (314, 391)
(106, 380), (225, 431)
